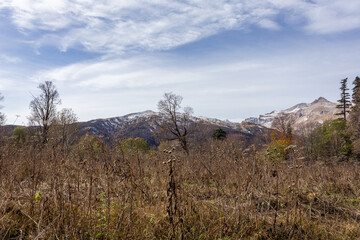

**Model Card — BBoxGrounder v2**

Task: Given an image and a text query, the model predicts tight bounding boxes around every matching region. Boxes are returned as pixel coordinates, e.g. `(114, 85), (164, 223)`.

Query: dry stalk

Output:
(163, 147), (183, 240)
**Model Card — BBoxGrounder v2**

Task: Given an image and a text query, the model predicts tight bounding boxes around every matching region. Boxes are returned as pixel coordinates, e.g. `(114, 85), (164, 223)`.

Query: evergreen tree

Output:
(352, 76), (360, 104)
(349, 76), (360, 159)
(311, 119), (352, 160)
(336, 78), (351, 121)
(212, 128), (227, 140)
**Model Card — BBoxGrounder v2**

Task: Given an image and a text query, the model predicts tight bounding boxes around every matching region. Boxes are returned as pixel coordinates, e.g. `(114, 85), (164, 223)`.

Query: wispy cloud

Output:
(303, 0), (360, 34)
(0, 54), (22, 63)
(32, 56), (202, 89)
(2, 0), (358, 54)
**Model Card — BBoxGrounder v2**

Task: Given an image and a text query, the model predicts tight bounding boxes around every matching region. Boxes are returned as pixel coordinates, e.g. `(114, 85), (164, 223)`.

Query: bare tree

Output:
(0, 92), (5, 126)
(272, 113), (294, 141)
(29, 81), (61, 144)
(0, 93), (6, 145)
(157, 92), (193, 154)
(295, 122), (318, 160)
(53, 108), (79, 153)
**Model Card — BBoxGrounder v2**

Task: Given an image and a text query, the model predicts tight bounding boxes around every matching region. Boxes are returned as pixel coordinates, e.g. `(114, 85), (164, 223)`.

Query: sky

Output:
(0, 0), (360, 125)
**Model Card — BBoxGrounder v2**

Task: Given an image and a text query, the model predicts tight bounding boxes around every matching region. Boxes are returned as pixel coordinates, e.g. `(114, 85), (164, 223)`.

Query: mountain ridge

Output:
(80, 110), (269, 146)
(1, 97), (339, 145)
(80, 96), (338, 145)
(244, 97), (339, 129)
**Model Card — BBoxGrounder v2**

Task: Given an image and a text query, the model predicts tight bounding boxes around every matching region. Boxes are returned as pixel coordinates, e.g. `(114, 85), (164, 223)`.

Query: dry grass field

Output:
(1, 137), (360, 240)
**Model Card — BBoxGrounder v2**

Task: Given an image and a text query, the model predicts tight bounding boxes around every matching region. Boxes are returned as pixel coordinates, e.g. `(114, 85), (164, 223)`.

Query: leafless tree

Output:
(157, 92), (193, 154)
(0, 92), (5, 126)
(295, 122), (318, 160)
(53, 108), (79, 153)
(29, 81), (61, 144)
(272, 113), (294, 141)
(0, 93), (6, 145)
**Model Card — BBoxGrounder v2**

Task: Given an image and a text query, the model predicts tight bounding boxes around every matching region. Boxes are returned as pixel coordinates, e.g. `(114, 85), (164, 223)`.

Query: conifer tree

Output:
(212, 128), (227, 140)
(336, 78), (351, 121)
(349, 76), (360, 158)
(352, 76), (360, 104)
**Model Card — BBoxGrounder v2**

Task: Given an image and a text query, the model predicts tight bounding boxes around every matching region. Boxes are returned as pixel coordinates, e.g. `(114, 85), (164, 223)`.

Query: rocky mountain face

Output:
(80, 110), (270, 146)
(244, 97), (339, 129)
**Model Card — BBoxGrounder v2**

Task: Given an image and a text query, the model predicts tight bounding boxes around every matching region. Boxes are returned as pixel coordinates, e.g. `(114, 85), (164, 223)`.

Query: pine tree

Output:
(352, 76), (360, 104)
(349, 76), (360, 158)
(336, 78), (351, 121)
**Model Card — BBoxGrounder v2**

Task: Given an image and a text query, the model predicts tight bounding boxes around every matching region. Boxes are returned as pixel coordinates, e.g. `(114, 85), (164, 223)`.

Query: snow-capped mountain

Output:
(80, 97), (339, 145)
(1, 97), (340, 146)
(244, 97), (339, 129)
(80, 110), (269, 145)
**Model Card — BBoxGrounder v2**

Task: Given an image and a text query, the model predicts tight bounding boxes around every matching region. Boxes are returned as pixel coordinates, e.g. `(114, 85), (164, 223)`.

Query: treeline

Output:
(1, 82), (79, 154)
(0, 84), (256, 152)
(2, 77), (360, 162)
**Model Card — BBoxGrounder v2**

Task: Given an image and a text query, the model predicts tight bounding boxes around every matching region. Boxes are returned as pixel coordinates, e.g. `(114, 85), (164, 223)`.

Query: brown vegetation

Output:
(0, 137), (359, 239)
(1, 82), (360, 239)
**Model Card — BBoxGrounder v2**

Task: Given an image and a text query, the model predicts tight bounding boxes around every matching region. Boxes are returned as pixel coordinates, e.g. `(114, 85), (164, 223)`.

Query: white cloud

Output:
(257, 19), (281, 30)
(32, 56), (202, 90)
(3, 34), (360, 123)
(268, 0), (360, 33)
(303, 0), (360, 34)
(2, 1), (249, 52)
(0, 54), (22, 63)
(1, 0), (359, 54)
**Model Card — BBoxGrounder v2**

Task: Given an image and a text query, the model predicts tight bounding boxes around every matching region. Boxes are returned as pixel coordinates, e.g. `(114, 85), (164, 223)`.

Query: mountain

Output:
(244, 97), (339, 129)
(1, 97), (338, 146)
(80, 110), (270, 146)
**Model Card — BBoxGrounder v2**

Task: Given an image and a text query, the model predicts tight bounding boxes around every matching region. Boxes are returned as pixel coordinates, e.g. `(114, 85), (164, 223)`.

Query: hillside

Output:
(80, 110), (270, 145)
(244, 97), (339, 129)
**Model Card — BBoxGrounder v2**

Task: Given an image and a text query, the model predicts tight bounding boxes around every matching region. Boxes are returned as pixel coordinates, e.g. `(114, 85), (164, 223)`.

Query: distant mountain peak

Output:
(244, 97), (338, 129)
(311, 97), (330, 104)
(285, 102), (308, 112)
(124, 110), (157, 118)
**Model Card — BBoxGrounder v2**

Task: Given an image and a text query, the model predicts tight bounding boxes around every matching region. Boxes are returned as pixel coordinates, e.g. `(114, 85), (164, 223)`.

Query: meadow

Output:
(1, 136), (359, 239)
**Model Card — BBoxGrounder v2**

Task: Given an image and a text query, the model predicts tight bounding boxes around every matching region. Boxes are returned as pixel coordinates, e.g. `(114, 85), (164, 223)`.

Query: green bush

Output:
(212, 128), (227, 140)
(311, 118), (352, 159)
(121, 137), (149, 154)
(12, 126), (27, 145)
(77, 134), (103, 160)
(266, 139), (291, 162)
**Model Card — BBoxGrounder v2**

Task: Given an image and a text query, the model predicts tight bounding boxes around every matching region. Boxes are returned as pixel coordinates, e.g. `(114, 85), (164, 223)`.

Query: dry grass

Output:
(0, 139), (360, 239)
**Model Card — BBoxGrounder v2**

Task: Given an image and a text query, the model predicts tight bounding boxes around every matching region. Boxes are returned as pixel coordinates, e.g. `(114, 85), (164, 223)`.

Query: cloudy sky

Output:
(0, 0), (360, 125)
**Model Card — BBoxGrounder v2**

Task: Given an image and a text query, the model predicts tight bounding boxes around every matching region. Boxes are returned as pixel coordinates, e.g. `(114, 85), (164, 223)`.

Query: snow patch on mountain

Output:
(244, 97), (339, 129)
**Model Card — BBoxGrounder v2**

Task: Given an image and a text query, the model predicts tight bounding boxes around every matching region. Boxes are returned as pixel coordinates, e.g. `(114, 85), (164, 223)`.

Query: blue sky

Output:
(0, 0), (360, 125)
